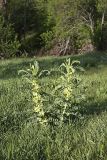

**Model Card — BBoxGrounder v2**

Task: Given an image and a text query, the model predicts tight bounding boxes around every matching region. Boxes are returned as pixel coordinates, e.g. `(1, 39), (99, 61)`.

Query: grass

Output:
(0, 52), (107, 160)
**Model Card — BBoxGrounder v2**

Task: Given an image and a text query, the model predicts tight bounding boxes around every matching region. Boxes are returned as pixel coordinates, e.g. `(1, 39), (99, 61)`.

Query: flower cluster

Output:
(32, 79), (47, 125)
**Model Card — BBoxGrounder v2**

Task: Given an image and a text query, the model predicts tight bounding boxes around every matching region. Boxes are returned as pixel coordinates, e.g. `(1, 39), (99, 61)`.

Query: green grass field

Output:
(0, 52), (107, 160)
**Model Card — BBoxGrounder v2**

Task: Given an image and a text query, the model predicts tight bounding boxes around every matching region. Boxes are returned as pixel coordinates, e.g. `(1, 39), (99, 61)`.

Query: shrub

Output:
(40, 31), (54, 50)
(0, 16), (20, 58)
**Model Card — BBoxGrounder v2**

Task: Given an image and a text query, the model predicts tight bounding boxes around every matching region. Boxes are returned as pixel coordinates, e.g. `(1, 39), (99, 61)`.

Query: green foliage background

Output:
(1, 0), (107, 57)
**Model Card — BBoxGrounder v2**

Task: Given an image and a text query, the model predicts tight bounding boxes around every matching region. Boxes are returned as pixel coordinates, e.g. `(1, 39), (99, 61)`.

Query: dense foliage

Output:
(0, 0), (107, 57)
(0, 15), (20, 58)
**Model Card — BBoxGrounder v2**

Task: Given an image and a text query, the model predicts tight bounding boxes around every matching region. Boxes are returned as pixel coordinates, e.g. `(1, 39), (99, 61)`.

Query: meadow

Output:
(0, 52), (107, 160)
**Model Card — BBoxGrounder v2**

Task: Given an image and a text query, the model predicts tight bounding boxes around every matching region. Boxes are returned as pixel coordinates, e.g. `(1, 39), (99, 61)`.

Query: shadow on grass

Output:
(81, 99), (107, 116)
(0, 52), (107, 80)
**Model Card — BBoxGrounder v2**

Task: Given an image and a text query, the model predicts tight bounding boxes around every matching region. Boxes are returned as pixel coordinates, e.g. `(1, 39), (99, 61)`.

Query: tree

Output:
(45, 0), (89, 54)
(3, 0), (55, 53)
(79, 0), (107, 50)
(0, 15), (20, 58)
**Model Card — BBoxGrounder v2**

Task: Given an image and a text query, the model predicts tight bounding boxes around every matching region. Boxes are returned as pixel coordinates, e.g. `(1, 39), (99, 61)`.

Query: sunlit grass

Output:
(0, 52), (107, 160)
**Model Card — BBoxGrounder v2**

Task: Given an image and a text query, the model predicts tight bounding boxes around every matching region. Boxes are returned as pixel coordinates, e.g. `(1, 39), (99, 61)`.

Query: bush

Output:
(0, 16), (20, 58)
(40, 31), (54, 50)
